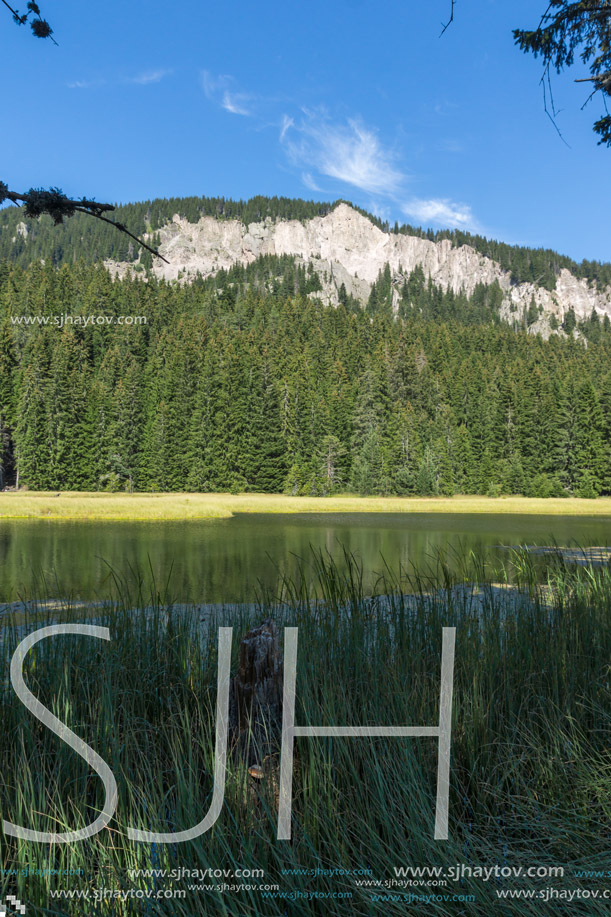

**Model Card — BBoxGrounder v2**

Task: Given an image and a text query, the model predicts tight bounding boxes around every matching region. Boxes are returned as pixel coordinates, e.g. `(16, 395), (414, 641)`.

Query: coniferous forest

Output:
(1, 248), (611, 498)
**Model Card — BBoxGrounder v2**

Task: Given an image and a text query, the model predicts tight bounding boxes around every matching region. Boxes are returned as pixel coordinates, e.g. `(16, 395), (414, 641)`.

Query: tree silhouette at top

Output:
(442, 1), (611, 147)
(1, 1), (168, 261)
(514, 1), (611, 146)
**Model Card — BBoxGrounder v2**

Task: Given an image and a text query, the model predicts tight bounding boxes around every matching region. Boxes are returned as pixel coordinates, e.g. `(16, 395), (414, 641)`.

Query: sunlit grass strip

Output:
(2, 491), (611, 521)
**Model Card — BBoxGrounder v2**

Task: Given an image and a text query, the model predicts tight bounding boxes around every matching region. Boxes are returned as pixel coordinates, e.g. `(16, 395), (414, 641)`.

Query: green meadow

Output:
(2, 491), (611, 521)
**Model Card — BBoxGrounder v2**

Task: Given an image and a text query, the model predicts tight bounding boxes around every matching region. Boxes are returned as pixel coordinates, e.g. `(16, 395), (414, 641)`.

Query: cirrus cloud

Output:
(199, 80), (479, 231)
(281, 111), (405, 196)
(202, 71), (253, 116)
(67, 69), (172, 89)
(128, 69), (172, 85)
(402, 197), (476, 229)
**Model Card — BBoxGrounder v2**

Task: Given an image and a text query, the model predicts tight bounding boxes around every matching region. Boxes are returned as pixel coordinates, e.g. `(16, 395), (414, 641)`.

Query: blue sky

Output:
(2, 0), (610, 262)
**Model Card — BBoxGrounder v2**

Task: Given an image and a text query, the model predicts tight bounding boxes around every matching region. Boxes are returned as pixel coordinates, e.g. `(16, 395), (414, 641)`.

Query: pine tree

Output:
(15, 337), (52, 490)
(574, 379), (606, 496)
(318, 435), (346, 494)
(351, 430), (387, 495)
(249, 368), (287, 493)
(187, 349), (219, 491)
(562, 307), (577, 335)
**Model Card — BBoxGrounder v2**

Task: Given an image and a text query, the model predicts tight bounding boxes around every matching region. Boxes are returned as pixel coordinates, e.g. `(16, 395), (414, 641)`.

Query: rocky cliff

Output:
(108, 203), (611, 332)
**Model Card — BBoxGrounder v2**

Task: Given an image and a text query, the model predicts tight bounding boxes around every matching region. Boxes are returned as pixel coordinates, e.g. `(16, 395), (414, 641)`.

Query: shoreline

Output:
(2, 491), (611, 521)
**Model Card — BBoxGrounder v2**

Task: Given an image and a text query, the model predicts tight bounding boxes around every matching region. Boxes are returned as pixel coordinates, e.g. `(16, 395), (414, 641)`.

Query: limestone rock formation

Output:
(106, 203), (611, 332)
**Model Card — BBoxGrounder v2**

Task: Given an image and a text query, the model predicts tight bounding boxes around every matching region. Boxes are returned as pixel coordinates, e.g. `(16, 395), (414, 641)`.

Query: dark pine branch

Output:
(0, 184), (169, 264)
(3, 0), (56, 43)
(513, 0), (611, 145)
(3, 4), (170, 260)
(440, 0), (456, 36)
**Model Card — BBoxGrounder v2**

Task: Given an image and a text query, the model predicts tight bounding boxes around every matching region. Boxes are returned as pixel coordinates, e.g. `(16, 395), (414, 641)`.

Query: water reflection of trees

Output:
(0, 515), (609, 603)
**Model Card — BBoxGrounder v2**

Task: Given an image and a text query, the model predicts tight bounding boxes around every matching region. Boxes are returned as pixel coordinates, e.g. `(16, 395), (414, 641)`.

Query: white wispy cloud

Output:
(67, 78), (106, 89)
(68, 69), (171, 89)
(402, 198), (475, 229)
(281, 111), (404, 195)
(280, 111), (478, 229)
(202, 71), (253, 116)
(368, 201), (391, 223)
(280, 114), (294, 142)
(128, 69), (172, 85)
(301, 172), (322, 192)
(221, 91), (252, 116)
(199, 79), (479, 231)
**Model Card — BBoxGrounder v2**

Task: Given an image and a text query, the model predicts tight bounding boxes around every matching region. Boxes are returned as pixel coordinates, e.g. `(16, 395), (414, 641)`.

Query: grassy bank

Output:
(2, 490), (611, 521)
(1, 550), (611, 914)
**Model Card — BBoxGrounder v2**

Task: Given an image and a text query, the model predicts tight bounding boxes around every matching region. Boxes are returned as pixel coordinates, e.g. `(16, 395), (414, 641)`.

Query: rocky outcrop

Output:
(11, 221), (28, 243)
(106, 203), (611, 331)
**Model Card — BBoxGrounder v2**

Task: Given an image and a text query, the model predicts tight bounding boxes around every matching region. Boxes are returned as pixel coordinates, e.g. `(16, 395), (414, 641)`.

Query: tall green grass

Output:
(0, 548), (610, 914)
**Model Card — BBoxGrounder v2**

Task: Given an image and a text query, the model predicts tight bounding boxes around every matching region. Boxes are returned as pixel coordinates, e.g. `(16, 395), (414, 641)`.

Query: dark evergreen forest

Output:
(1, 254), (610, 497)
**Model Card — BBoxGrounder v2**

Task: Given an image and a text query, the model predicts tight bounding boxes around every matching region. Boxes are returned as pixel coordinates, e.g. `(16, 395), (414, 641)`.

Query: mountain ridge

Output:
(120, 203), (611, 334)
(3, 196), (611, 334)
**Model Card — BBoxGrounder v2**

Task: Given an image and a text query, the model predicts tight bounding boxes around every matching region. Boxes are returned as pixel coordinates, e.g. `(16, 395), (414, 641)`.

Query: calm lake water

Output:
(0, 512), (610, 604)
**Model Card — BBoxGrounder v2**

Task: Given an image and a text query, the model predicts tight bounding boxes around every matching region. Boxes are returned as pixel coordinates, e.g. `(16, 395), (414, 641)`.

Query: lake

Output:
(0, 512), (610, 604)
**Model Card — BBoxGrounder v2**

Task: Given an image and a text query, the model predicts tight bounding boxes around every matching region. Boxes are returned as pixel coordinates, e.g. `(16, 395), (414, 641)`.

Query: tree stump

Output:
(229, 619), (283, 768)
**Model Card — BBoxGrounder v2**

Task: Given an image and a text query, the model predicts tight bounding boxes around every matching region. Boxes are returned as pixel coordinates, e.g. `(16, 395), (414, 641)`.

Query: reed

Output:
(0, 548), (610, 914)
